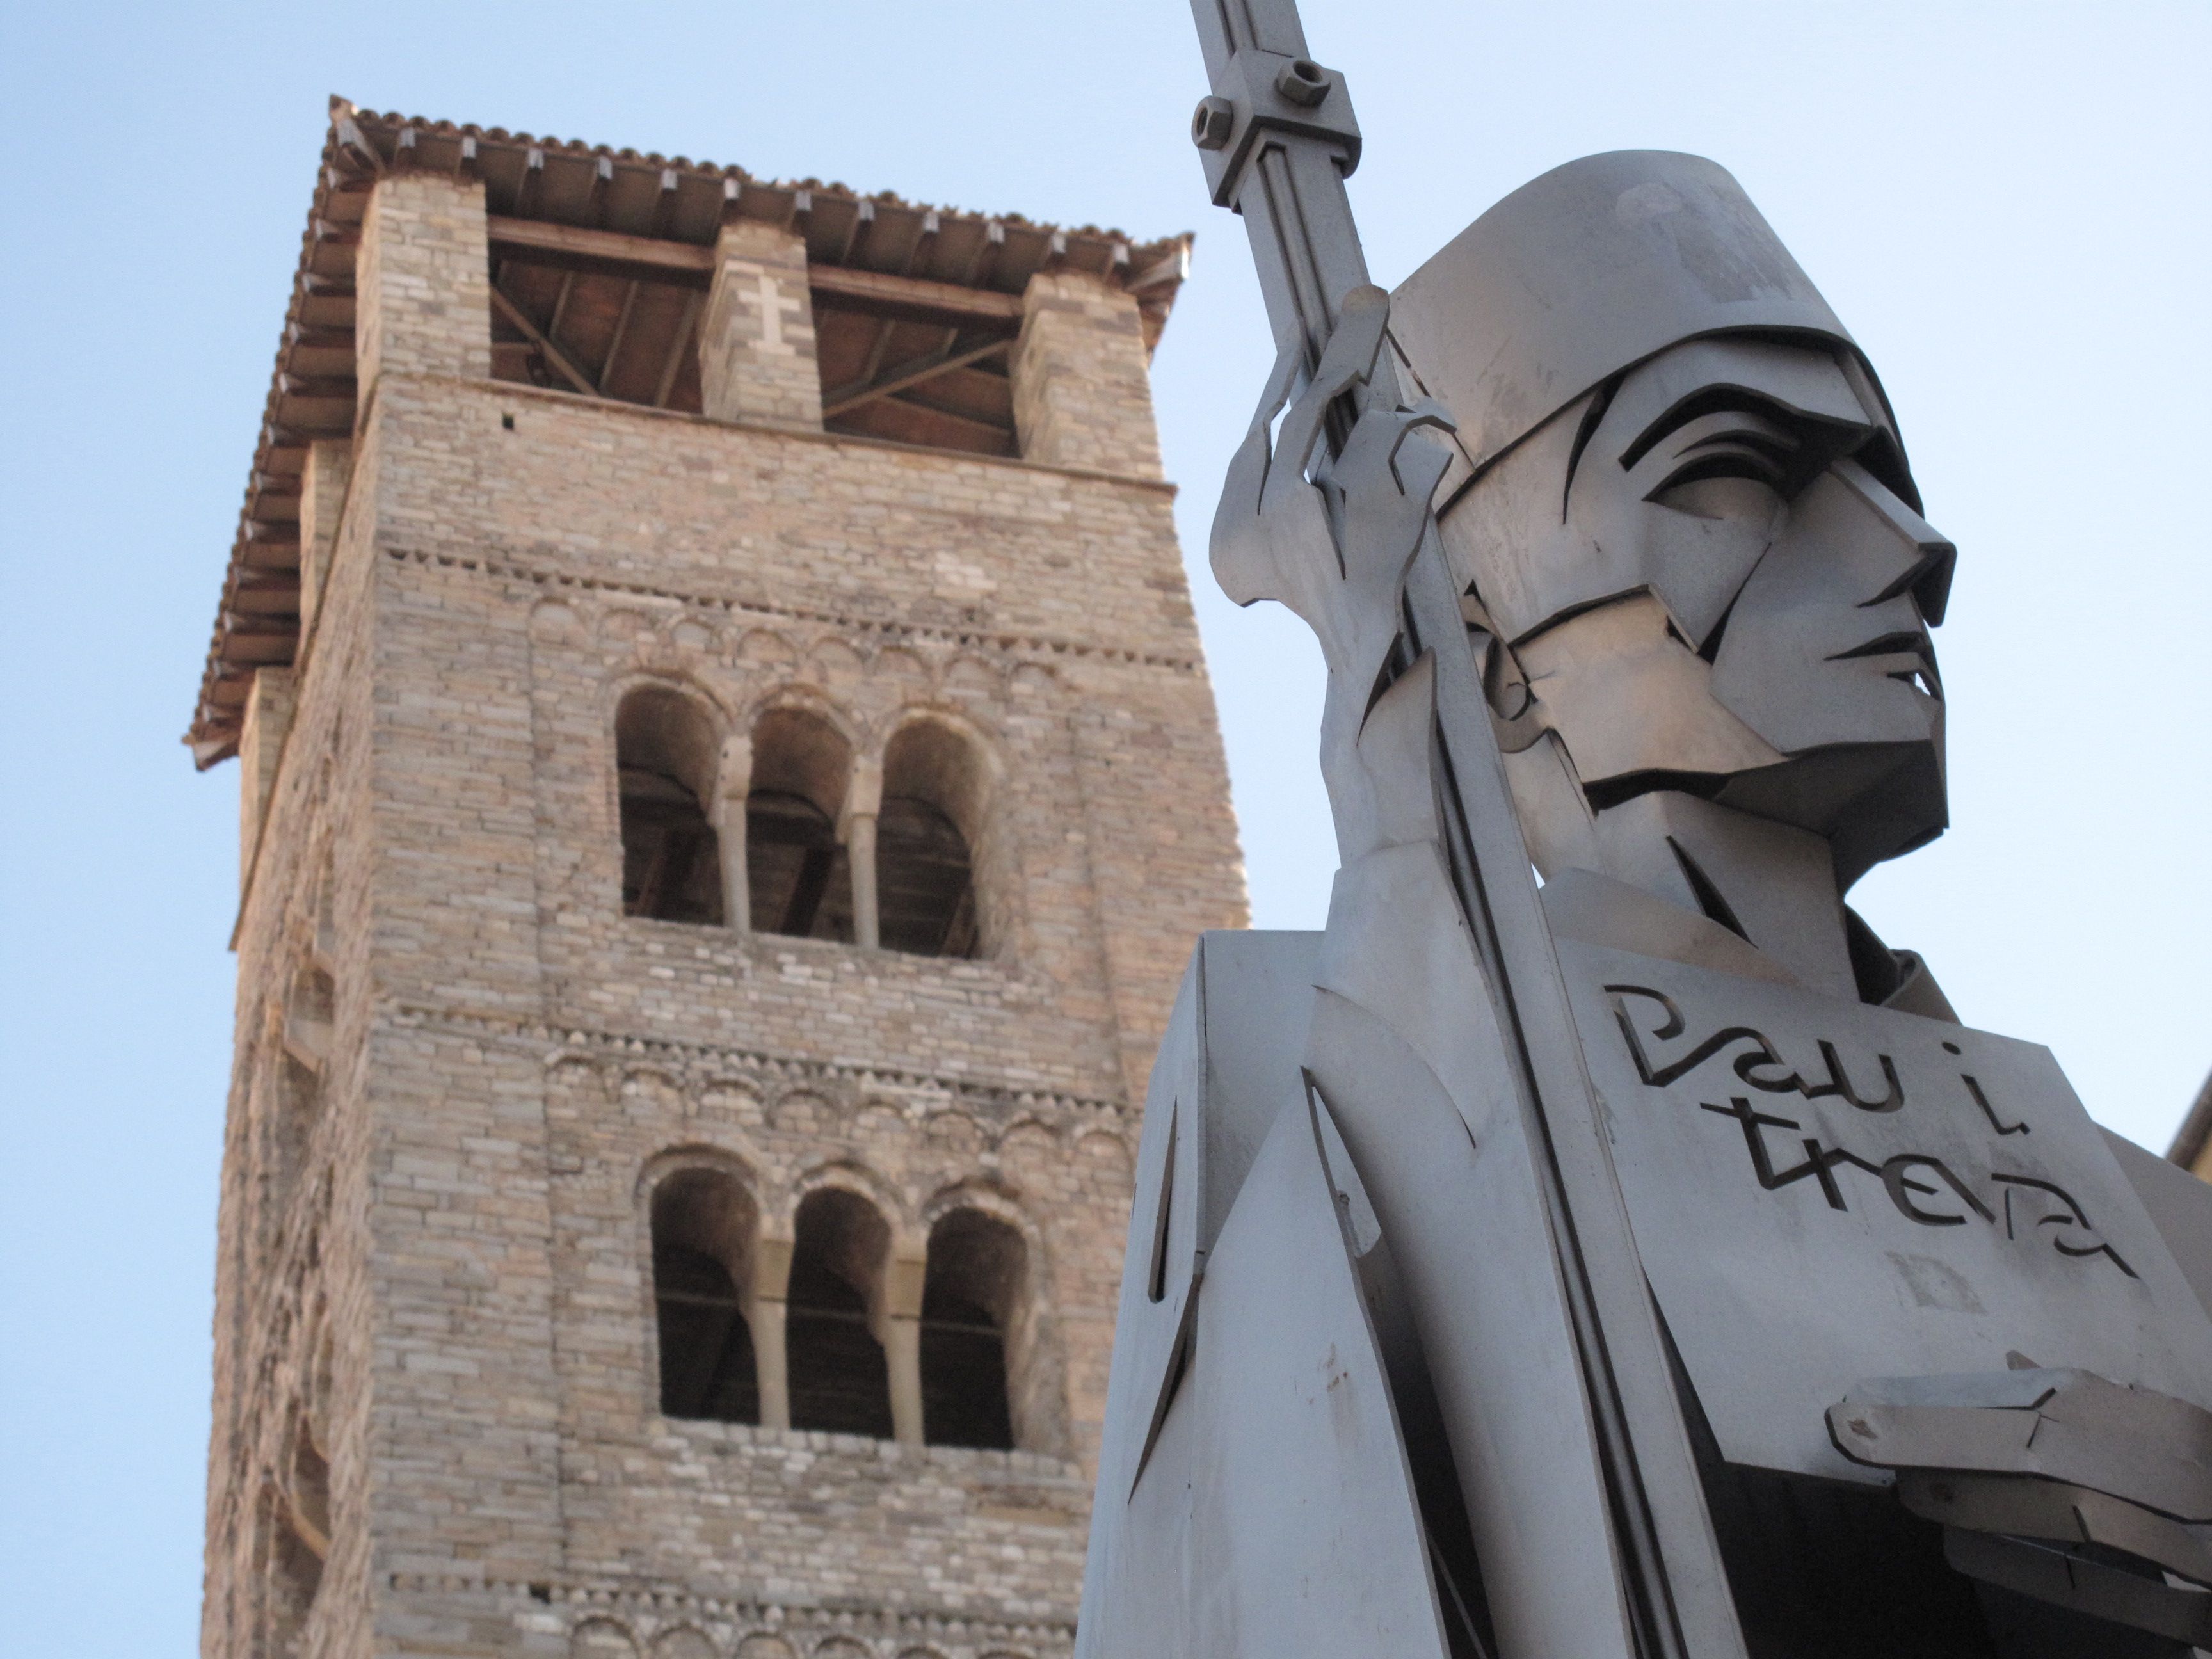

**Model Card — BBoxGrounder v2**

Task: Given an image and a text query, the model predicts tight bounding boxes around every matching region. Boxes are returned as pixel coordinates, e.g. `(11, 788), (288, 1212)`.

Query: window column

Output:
(750, 1226), (792, 1431)
(841, 754), (883, 950)
(883, 1245), (927, 1447)
(715, 732), (753, 934)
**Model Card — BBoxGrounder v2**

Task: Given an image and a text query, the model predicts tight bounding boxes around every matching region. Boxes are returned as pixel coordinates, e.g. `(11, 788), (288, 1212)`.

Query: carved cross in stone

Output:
(751, 271), (803, 358)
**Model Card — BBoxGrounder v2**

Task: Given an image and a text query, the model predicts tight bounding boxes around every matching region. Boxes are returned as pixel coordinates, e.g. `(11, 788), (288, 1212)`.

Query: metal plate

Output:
(1557, 937), (2212, 1482)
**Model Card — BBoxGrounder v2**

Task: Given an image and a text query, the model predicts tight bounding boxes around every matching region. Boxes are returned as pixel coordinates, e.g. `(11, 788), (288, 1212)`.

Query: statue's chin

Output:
(1710, 740), (1948, 891)
(1541, 739), (1947, 895)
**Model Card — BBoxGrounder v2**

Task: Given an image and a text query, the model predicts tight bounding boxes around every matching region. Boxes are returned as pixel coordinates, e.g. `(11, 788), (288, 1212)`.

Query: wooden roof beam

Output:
(488, 216), (714, 279)
(653, 292), (703, 408)
(488, 285), (597, 397)
(808, 264), (1022, 325)
(822, 337), (1012, 419)
(486, 218), (1030, 323)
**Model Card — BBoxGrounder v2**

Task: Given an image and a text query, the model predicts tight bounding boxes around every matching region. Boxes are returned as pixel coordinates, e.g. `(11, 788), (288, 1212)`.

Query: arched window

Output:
(616, 687), (725, 926)
(877, 722), (986, 958)
(785, 1188), (892, 1438)
(746, 708), (854, 943)
(650, 1167), (760, 1423)
(919, 1208), (1023, 1450)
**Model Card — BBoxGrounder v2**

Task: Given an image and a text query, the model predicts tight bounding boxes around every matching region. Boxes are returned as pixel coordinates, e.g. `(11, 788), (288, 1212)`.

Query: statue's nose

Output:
(1829, 457), (1956, 625)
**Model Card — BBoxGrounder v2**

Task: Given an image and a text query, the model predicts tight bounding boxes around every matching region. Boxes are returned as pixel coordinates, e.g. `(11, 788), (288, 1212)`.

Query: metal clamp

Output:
(1192, 49), (1361, 208)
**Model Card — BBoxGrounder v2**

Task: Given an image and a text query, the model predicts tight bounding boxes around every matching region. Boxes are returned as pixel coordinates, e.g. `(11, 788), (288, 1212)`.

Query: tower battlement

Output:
(196, 102), (1245, 1659)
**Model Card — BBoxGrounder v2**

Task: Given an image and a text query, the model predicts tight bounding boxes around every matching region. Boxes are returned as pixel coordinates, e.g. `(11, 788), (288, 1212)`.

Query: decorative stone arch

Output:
(611, 675), (733, 927)
(939, 652), (1006, 698)
(571, 1617), (641, 1658)
(1071, 1125), (1135, 1187)
(616, 1061), (690, 1121)
(667, 614), (719, 657)
(741, 688), (864, 944)
(781, 1161), (919, 1443)
(871, 706), (1006, 959)
(992, 1114), (1062, 1162)
(650, 1623), (719, 1659)
(784, 1157), (914, 1239)
(803, 636), (864, 691)
(742, 680), (862, 746)
(544, 1050), (615, 1112)
(769, 1086), (839, 1138)
(527, 594), (584, 640)
(849, 1095), (914, 1148)
(868, 644), (931, 691)
(696, 1072), (768, 1128)
(917, 1182), (1062, 1455)
(737, 625), (798, 670)
(599, 604), (666, 648)
(919, 1106), (985, 1162)
(640, 1148), (770, 1428)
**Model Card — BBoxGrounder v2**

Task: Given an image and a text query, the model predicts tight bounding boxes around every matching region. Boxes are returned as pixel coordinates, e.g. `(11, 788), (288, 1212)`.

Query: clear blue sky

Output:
(2, 2), (2205, 1653)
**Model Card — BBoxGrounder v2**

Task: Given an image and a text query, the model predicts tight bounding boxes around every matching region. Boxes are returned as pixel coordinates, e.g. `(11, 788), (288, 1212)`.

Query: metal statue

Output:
(1075, 3), (2212, 1656)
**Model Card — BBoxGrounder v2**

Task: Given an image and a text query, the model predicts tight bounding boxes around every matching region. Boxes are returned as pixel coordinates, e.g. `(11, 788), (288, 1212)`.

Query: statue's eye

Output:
(1647, 432), (1792, 521)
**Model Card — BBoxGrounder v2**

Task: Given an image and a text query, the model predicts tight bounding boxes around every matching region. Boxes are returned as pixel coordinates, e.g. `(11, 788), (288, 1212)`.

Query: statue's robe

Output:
(1077, 888), (2212, 1659)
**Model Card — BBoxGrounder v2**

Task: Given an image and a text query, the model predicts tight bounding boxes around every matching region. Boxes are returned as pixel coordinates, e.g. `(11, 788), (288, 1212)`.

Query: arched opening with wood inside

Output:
(616, 685), (725, 926)
(783, 1187), (894, 1438)
(876, 720), (990, 958)
(918, 1207), (1025, 1450)
(745, 707), (854, 943)
(650, 1166), (760, 1423)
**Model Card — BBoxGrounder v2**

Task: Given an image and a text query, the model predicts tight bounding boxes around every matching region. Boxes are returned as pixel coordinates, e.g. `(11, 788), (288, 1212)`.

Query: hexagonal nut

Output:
(1274, 59), (1331, 108)
(1191, 96), (1235, 151)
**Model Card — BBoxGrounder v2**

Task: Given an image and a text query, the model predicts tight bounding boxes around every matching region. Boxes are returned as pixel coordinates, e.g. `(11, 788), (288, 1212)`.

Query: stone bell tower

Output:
(190, 100), (1245, 1659)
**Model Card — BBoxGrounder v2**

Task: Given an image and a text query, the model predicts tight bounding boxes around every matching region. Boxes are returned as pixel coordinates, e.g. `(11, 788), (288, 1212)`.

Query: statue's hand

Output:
(1829, 1366), (2212, 1646)
(1208, 287), (1456, 686)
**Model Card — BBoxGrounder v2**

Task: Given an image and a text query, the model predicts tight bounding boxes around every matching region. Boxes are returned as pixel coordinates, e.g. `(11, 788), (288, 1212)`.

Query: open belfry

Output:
(191, 100), (1246, 1659)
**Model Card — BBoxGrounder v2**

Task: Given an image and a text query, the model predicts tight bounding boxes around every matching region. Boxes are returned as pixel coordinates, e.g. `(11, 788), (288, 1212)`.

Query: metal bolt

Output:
(1275, 59), (1330, 108)
(1191, 96), (1235, 151)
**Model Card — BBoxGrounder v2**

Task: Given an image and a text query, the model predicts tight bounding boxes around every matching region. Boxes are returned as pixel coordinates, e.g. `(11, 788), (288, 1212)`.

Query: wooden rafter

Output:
(654, 292), (703, 408)
(488, 284), (595, 396)
(547, 269), (577, 337)
(809, 264), (1022, 323)
(822, 337), (1013, 419)
(483, 218), (1029, 326)
(600, 280), (641, 394)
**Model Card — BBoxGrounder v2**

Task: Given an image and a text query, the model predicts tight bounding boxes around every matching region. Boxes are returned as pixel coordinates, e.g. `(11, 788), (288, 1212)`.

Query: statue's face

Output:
(1438, 335), (1955, 883)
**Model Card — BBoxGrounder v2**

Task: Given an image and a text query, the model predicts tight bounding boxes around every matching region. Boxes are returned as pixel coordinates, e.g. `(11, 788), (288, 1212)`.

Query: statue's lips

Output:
(1827, 630), (1942, 699)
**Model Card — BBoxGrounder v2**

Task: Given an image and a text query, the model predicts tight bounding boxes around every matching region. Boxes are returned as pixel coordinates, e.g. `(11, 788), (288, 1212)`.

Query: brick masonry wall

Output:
(1009, 273), (1163, 481)
(698, 221), (823, 431)
(204, 173), (1246, 1658)
(203, 399), (389, 1659)
(357, 173), (493, 399)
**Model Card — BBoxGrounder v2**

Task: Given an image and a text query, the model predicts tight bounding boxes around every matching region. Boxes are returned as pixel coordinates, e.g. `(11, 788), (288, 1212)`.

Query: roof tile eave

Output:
(188, 100), (1195, 765)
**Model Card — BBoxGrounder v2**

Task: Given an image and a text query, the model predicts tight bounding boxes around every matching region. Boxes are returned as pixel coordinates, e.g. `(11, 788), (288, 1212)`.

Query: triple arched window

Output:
(614, 685), (988, 959)
(648, 1165), (1033, 1452)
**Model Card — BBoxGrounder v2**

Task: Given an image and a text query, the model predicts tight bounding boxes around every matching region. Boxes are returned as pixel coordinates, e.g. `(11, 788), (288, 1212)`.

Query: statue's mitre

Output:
(1391, 150), (1871, 472)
